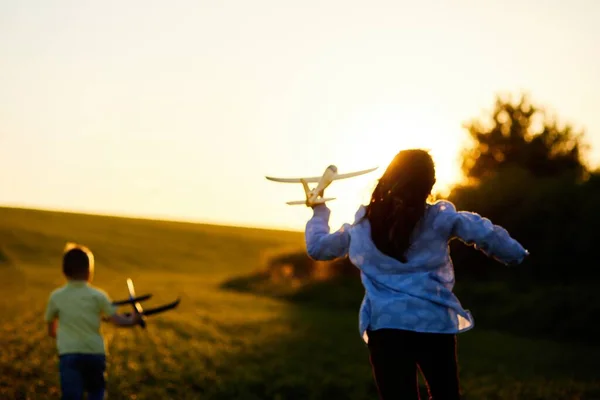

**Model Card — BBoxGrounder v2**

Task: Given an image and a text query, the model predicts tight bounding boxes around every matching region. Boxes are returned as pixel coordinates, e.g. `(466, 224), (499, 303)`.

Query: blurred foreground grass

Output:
(1, 207), (599, 399)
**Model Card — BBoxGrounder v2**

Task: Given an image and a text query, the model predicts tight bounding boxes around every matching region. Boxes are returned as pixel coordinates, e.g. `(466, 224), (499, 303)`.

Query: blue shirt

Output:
(305, 200), (528, 343)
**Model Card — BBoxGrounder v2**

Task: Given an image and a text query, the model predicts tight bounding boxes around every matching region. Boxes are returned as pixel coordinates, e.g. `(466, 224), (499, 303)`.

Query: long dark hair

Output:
(365, 149), (436, 262)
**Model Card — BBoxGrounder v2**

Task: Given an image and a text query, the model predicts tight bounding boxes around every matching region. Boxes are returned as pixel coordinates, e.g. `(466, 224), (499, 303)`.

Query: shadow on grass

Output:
(0, 248), (11, 266)
(137, 299), (435, 400)
(220, 246), (362, 311)
(7, 265), (598, 400)
(220, 271), (364, 310)
(224, 245), (600, 346)
(216, 272), (600, 400)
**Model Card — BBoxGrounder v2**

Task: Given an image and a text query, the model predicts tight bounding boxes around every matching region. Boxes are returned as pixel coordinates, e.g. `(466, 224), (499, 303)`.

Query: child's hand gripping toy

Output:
(111, 278), (180, 328)
(265, 164), (378, 207)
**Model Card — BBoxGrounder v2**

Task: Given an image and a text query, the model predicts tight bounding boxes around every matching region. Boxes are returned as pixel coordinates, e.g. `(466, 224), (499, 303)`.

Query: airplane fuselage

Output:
(265, 164), (377, 206)
(307, 165), (338, 203)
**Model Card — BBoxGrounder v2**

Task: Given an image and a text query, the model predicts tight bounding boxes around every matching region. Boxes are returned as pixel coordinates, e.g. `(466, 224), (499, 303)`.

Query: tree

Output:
(460, 93), (588, 182)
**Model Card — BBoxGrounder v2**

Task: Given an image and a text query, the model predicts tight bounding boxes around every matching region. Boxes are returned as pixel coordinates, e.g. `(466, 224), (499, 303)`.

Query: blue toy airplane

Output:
(111, 278), (180, 328)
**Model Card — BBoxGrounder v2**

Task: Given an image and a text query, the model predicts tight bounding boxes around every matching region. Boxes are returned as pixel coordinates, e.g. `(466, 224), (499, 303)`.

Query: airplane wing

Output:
(332, 167), (378, 180)
(112, 294), (152, 306)
(142, 298), (181, 316)
(105, 278), (181, 325)
(122, 298), (180, 317)
(265, 175), (322, 183)
(266, 167), (377, 183)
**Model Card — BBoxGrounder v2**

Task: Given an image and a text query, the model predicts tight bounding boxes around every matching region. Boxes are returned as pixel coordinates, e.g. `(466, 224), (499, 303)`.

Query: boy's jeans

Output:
(59, 353), (106, 400)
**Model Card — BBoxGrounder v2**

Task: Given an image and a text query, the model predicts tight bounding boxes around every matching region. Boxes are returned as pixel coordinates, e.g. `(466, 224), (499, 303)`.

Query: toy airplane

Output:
(265, 165), (378, 206)
(111, 278), (180, 328)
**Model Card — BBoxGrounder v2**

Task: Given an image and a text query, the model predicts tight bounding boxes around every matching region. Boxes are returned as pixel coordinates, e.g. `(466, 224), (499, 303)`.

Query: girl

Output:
(305, 149), (528, 400)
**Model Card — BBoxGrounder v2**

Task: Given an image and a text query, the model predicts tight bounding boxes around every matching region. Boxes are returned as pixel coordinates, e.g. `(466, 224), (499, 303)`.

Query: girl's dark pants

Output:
(367, 328), (461, 400)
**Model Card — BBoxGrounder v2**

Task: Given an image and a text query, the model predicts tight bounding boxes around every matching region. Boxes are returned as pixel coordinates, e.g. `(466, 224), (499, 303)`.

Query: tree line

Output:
(446, 93), (597, 343)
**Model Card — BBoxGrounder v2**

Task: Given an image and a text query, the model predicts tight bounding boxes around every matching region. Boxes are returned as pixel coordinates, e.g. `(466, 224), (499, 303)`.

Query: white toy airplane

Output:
(265, 165), (378, 206)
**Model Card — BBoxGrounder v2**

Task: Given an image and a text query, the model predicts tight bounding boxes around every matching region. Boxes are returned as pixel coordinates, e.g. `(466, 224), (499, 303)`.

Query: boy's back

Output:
(45, 281), (115, 356)
(46, 243), (140, 400)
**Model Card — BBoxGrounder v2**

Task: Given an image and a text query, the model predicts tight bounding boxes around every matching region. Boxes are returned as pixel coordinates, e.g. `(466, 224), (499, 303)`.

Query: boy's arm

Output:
(99, 291), (141, 327)
(47, 320), (57, 338)
(44, 293), (58, 338)
(48, 320), (56, 338)
(444, 202), (529, 265)
(305, 204), (350, 261)
(109, 313), (141, 327)
(101, 313), (141, 326)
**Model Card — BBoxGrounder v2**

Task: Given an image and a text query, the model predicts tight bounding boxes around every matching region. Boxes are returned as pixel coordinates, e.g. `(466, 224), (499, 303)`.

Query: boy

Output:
(45, 243), (140, 400)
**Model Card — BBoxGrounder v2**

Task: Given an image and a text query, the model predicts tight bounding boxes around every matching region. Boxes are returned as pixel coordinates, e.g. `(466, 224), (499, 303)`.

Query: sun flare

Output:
(321, 104), (464, 230)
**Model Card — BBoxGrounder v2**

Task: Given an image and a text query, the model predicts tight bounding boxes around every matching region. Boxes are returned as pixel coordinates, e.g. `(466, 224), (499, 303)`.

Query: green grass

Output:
(1, 206), (599, 400)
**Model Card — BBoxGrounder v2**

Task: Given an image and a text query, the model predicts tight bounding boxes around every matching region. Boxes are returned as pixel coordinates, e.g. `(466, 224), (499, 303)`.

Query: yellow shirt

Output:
(44, 281), (117, 355)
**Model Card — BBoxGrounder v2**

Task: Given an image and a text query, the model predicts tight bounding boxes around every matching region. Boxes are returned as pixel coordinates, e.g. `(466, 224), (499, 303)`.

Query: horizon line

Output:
(0, 203), (304, 234)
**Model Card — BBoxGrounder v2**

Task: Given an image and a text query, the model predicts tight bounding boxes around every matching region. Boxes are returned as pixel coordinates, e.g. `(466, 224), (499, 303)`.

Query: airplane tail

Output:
(286, 200), (307, 205)
(300, 179), (310, 198)
(286, 198), (336, 206)
(284, 178), (336, 206)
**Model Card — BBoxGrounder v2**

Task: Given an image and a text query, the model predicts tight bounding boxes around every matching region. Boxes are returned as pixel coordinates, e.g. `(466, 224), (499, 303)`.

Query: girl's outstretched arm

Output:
(305, 204), (350, 261)
(440, 201), (529, 265)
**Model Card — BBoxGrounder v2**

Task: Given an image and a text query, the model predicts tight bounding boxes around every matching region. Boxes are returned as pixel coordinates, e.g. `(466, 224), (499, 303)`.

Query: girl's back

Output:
(306, 199), (527, 342)
(304, 149), (528, 399)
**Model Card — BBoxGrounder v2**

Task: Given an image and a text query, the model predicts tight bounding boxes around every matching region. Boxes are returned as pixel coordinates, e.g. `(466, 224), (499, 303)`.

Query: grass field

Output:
(1, 206), (599, 400)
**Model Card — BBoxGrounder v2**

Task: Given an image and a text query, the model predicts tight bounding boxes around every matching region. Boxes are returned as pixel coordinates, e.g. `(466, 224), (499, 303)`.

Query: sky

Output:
(1, 0), (599, 231)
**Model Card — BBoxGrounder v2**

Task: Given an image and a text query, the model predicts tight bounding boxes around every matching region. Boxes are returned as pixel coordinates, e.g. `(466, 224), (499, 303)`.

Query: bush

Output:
(449, 167), (600, 284)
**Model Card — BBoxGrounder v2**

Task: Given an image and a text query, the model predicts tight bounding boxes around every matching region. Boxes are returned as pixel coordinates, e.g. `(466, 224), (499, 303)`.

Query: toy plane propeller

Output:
(111, 278), (180, 328)
(265, 165), (378, 206)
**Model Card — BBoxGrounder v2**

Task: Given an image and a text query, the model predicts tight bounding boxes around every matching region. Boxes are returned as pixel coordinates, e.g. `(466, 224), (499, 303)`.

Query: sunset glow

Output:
(1, 0), (599, 231)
